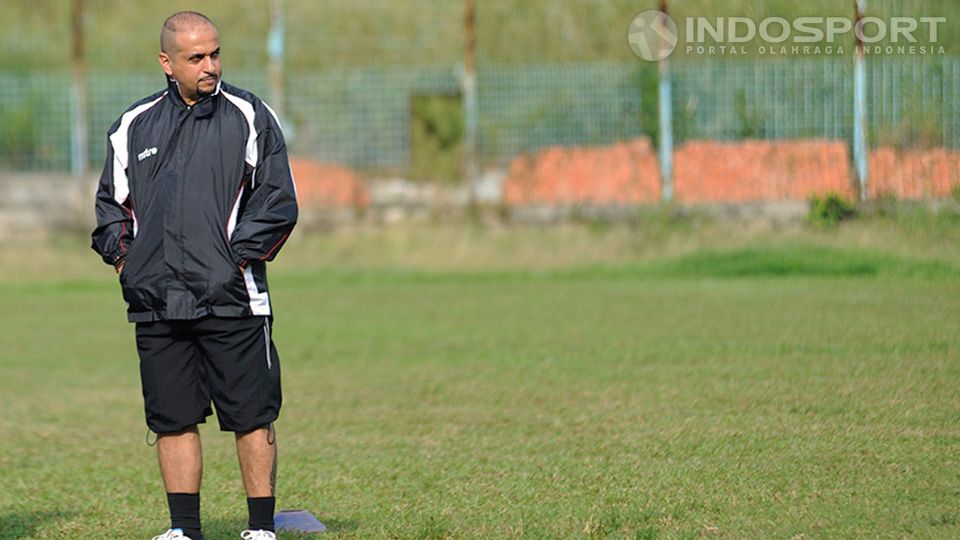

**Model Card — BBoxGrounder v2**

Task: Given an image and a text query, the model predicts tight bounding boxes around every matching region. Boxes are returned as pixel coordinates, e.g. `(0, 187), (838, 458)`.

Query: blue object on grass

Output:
(275, 510), (327, 533)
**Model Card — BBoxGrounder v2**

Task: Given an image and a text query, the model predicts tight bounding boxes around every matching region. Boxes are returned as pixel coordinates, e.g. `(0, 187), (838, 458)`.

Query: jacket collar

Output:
(165, 76), (221, 118)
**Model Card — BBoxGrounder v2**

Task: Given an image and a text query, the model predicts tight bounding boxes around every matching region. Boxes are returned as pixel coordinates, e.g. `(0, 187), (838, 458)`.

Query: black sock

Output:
(247, 496), (276, 532)
(167, 492), (202, 539)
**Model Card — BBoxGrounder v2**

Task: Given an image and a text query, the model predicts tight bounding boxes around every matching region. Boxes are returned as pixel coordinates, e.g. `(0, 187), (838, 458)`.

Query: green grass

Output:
(0, 219), (959, 538)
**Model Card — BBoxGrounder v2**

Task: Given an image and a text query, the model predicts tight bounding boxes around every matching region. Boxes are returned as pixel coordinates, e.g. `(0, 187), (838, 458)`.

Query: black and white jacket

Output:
(92, 78), (298, 323)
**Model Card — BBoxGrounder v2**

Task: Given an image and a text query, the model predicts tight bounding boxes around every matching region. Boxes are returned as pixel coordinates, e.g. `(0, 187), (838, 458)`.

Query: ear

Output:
(158, 52), (173, 77)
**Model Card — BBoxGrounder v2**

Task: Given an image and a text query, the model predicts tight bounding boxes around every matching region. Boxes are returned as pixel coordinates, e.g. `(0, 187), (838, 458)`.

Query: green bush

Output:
(0, 102), (38, 168)
(410, 94), (464, 183)
(808, 192), (857, 227)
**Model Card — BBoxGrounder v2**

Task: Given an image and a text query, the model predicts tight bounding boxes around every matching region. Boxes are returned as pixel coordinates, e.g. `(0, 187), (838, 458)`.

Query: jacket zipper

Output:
(157, 105), (193, 166)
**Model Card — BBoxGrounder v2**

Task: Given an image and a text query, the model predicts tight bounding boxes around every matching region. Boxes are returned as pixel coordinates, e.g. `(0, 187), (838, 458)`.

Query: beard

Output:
(197, 75), (219, 96)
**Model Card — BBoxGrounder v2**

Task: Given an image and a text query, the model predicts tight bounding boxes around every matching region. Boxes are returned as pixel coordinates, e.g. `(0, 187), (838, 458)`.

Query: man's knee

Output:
(234, 423), (275, 443)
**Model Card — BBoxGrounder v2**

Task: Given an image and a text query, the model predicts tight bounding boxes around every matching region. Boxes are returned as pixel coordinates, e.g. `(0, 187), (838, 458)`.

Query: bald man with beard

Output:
(91, 11), (298, 540)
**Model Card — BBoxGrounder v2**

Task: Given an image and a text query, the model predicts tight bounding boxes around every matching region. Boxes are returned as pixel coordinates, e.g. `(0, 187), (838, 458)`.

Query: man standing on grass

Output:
(91, 11), (297, 540)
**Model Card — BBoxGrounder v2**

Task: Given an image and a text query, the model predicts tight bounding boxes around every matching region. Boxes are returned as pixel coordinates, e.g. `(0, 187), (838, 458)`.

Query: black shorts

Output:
(135, 316), (282, 434)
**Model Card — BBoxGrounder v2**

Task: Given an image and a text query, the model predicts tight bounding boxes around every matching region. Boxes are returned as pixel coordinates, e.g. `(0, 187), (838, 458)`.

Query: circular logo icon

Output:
(628, 10), (679, 61)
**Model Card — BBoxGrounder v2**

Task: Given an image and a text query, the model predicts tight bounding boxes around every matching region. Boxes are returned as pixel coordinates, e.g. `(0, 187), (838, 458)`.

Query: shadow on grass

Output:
(0, 510), (79, 539)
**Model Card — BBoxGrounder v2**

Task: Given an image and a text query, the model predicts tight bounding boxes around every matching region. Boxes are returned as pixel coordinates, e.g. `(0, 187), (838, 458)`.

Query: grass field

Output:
(0, 214), (958, 538)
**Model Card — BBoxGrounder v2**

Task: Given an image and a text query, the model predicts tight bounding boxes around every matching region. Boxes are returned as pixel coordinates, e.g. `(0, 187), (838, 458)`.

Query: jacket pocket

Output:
(118, 236), (163, 313)
(204, 239), (248, 307)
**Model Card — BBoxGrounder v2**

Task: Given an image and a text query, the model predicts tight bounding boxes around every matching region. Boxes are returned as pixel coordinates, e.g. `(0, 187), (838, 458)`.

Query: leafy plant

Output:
(0, 101), (38, 169)
(808, 192), (857, 227)
(410, 93), (464, 183)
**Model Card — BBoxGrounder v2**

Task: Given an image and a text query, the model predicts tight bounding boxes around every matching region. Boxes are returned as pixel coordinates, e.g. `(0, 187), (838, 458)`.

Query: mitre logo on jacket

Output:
(137, 146), (159, 162)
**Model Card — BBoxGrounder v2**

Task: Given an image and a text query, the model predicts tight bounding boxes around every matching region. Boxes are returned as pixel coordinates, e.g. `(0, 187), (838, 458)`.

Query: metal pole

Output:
(657, 1), (674, 203)
(70, 0), (88, 183)
(853, 0), (869, 201)
(463, 0), (479, 190)
(267, 0), (286, 122)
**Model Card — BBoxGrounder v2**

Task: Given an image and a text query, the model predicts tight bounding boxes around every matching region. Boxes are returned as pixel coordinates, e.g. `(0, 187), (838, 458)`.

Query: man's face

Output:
(158, 24), (221, 105)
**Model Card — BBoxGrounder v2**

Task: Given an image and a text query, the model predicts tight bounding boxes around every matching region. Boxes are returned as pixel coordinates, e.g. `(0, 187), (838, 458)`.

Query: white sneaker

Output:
(153, 529), (193, 540)
(240, 530), (277, 540)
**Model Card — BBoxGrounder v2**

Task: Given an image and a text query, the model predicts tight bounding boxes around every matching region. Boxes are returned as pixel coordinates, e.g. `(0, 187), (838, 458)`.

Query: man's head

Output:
(158, 11), (221, 105)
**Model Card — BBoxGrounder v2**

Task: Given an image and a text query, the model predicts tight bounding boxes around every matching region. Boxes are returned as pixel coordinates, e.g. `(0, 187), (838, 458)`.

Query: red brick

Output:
(868, 147), (960, 199)
(289, 158), (370, 209)
(674, 139), (853, 203)
(503, 138), (661, 205)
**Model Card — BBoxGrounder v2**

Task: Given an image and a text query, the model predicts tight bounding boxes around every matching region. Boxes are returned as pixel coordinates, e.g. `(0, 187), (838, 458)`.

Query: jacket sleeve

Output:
(90, 135), (135, 269)
(229, 111), (298, 267)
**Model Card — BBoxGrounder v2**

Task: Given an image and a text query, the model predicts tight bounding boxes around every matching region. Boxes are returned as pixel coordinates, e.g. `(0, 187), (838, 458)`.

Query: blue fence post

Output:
(658, 1), (674, 203)
(853, 0), (869, 201)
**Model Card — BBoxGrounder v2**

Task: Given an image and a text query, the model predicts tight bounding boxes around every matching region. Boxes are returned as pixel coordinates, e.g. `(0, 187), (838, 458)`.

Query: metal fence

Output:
(672, 57), (960, 147)
(477, 63), (648, 162)
(0, 1), (958, 202)
(2, 56), (957, 171)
